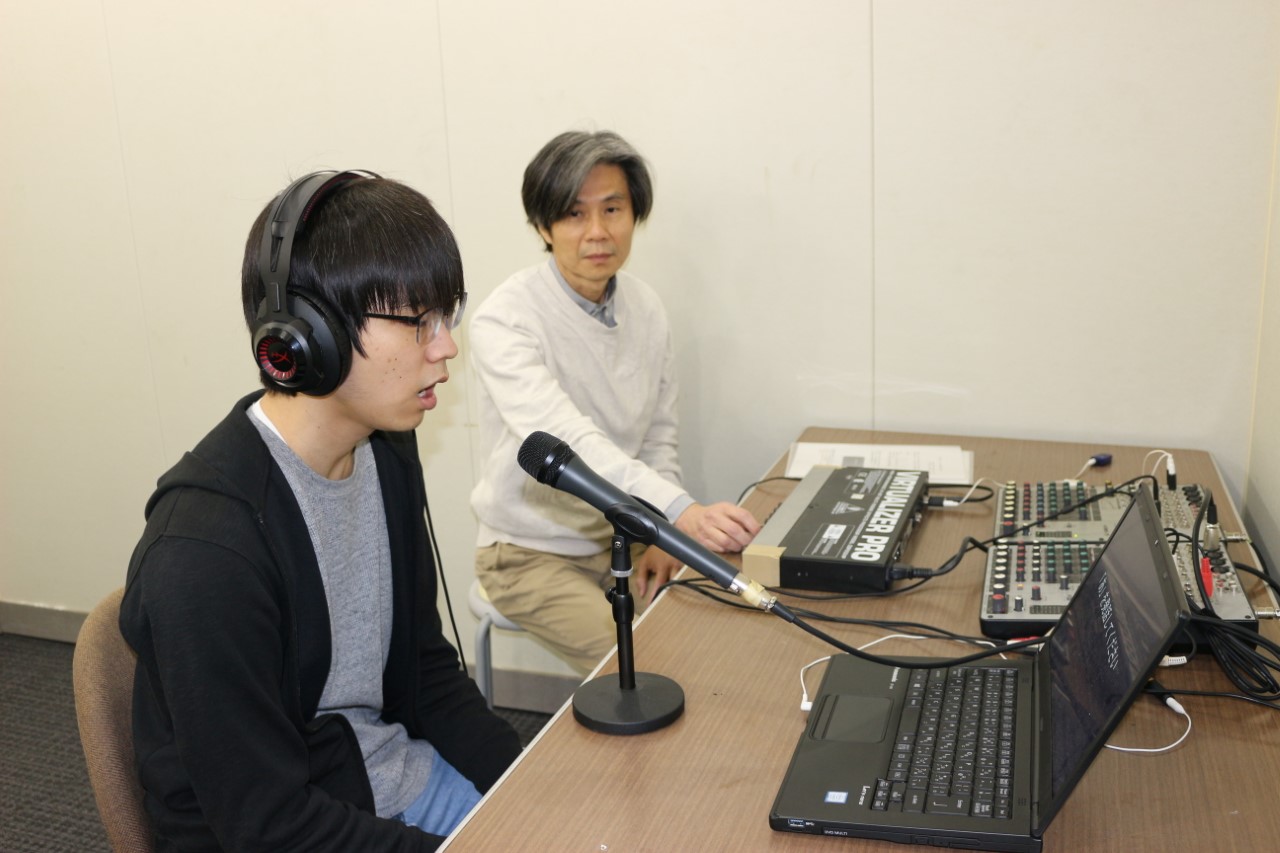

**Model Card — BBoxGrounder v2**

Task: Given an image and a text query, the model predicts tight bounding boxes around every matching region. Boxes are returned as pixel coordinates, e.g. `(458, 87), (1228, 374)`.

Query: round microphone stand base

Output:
(572, 671), (685, 735)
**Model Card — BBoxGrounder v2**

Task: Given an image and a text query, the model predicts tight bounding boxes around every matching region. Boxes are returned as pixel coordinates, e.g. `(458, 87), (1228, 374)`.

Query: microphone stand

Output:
(571, 508), (685, 735)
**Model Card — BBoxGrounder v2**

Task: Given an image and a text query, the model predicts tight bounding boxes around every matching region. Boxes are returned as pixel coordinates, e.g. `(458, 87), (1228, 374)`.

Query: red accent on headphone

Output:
(257, 336), (298, 381)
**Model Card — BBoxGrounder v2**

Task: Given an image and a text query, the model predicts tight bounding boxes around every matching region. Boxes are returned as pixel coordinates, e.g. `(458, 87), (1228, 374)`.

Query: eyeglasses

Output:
(366, 292), (468, 344)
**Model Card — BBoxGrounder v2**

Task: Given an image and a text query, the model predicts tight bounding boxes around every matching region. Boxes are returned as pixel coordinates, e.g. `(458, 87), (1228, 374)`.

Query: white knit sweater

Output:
(469, 260), (690, 556)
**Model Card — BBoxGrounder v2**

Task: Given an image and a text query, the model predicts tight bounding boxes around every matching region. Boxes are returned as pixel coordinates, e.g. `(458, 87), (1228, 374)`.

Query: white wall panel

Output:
(873, 0), (1278, 495)
(0, 1), (164, 609)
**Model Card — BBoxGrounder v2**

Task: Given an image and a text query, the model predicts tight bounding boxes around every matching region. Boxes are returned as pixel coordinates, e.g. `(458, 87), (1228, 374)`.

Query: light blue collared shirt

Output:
(550, 259), (617, 327)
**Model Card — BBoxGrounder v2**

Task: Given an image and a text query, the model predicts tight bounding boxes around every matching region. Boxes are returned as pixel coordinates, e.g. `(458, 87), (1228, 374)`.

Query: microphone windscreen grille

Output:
(517, 431), (561, 479)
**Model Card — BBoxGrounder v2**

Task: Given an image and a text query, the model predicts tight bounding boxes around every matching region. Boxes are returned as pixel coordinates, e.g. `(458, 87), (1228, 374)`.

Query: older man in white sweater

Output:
(469, 131), (759, 675)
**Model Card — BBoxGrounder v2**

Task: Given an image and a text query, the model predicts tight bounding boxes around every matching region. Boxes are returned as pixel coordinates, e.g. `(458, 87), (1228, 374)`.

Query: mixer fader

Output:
(981, 481), (1256, 643)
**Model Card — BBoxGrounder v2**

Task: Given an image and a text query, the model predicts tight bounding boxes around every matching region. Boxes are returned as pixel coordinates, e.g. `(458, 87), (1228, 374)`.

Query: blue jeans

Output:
(395, 754), (482, 837)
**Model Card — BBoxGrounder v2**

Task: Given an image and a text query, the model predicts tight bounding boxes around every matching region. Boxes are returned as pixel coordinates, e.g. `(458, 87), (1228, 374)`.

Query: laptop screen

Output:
(1040, 488), (1184, 822)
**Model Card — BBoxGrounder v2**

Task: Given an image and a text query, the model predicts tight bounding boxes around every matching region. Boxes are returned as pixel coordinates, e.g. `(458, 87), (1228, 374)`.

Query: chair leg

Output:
(475, 614), (494, 709)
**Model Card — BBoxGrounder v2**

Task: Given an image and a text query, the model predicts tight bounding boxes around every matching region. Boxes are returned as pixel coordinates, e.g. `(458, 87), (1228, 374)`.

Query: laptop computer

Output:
(769, 485), (1188, 852)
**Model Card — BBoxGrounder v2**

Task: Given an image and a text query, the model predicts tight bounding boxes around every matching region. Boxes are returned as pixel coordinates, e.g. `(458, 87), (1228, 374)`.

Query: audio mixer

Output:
(979, 481), (1256, 644)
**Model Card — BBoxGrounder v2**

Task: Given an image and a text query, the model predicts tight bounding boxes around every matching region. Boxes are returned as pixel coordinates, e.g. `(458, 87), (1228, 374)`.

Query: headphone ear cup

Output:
(292, 290), (351, 396)
(252, 289), (351, 396)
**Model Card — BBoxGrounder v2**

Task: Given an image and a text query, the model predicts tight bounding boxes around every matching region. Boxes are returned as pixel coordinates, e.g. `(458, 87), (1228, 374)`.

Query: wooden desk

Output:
(444, 429), (1280, 851)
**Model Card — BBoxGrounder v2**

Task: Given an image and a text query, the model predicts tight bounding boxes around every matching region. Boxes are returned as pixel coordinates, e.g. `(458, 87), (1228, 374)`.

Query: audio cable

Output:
(887, 474), (1158, 583)
(1073, 453), (1113, 480)
(1144, 449), (1178, 490)
(798, 632), (1005, 712)
(1191, 613), (1280, 703)
(661, 575), (1041, 670)
(1234, 562), (1280, 603)
(1105, 680), (1192, 754)
(924, 479), (997, 508)
(735, 475), (801, 505)
(423, 485), (467, 674)
(1184, 486), (1217, 619)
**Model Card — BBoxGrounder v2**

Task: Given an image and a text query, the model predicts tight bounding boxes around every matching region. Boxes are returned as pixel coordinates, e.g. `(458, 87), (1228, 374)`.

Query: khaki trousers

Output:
(475, 541), (650, 676)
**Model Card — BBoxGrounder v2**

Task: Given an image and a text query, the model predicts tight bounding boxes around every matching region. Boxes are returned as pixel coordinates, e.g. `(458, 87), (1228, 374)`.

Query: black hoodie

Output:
(120, 392), (521, 852)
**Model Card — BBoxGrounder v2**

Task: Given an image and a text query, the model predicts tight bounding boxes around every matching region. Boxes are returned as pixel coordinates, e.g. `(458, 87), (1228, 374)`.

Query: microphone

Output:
(517, 431), (786, 615)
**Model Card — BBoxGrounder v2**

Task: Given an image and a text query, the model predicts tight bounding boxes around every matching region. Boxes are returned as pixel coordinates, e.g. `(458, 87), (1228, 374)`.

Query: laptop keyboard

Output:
(872, 666), (1017, 819)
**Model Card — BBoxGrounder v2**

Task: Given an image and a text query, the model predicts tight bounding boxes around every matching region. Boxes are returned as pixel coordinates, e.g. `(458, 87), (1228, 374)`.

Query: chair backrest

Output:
(72, 587), (156, 853)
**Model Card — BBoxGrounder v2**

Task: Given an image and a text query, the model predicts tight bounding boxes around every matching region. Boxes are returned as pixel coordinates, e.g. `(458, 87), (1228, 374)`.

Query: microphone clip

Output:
(603, 499), (663, 547)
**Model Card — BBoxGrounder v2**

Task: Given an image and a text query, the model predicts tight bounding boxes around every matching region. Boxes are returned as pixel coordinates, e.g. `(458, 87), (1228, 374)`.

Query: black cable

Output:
(773, 577), (936, 599)
(1186, 487), (1215, 617)
(925, 483), (996, 504)
(1146, 685), (1280, 712)
(891, 475), (1158, 582)
(1169, 491), (1280, 703)
(659, 577), (764, 612)
(662, 577), (1037, 666)
(735, 475), (800, 505)
(1189, 613), (1280, 702)
(662, 573), (935, 605)
(781, 606), (1002, 648)
(1235, 563), (1280, 598)
(921, 536), (990, 579)
(422, 487), (467, 674)
(783, 609), (1043, 669)
(1173, 623), (1201, 662)
(1252, 546), (1277, 587)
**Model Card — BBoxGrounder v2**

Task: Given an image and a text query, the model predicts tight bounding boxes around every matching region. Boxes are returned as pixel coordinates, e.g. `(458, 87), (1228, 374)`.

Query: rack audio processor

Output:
(744, 465), (927, 593)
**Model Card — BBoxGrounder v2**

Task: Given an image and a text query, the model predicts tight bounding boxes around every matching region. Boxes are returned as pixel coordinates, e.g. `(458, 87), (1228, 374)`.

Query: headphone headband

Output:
(259, 170), (376, 314)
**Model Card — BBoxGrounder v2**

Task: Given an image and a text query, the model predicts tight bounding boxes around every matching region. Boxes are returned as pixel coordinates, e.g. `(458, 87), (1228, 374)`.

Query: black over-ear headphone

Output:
(252, 169), (378, 396)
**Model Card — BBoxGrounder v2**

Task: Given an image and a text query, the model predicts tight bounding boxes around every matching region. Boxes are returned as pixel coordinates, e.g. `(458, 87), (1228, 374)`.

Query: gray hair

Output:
(521, 130), (653, 249)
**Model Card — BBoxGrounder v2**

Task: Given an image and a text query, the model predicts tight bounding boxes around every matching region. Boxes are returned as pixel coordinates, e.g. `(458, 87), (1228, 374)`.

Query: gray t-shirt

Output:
(248, 403), (433, 817)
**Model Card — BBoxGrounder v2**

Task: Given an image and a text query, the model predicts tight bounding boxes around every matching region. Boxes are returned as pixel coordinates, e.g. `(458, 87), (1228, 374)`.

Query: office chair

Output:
(72, 587), (156, 853)
(468, 579), (525, 709)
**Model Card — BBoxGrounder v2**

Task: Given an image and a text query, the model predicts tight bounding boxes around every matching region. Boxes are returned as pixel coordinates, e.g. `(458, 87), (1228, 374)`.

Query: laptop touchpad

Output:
(813, 695), (893, 742)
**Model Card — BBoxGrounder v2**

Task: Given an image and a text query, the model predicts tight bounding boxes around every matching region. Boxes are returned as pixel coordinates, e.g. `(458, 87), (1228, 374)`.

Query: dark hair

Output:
(241, 176), (465, 392)
(521, 131), (653, 250)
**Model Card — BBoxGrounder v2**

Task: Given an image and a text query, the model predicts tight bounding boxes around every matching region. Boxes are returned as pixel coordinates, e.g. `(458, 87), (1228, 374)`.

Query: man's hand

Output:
(633, 546), (684, 602)
(674, 502), (761, 553)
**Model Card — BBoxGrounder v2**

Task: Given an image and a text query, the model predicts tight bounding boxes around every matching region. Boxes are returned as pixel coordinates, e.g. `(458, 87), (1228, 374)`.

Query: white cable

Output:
(1144, 449), (1174, 480)
(799, 656), (832, 712)
(954, 477), (999, 506)
(934, 477), (1000, 508)
(859, 633), (929, 651)
(798, 634), (1004, 712)
(1105, 699), (1191, 754)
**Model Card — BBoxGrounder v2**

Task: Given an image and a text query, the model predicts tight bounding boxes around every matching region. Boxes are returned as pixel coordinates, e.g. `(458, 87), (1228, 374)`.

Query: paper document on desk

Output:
(785, 442), (973, 484)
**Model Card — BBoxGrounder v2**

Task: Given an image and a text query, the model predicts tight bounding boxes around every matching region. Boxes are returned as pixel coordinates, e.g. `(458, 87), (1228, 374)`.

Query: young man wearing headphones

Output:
(468, 131), (761, 676)
(120, 172), (520, 851)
